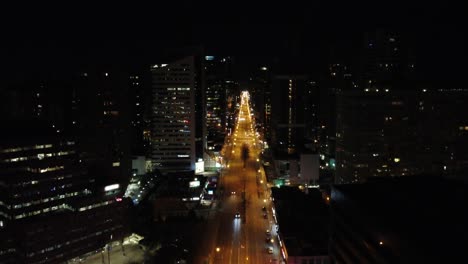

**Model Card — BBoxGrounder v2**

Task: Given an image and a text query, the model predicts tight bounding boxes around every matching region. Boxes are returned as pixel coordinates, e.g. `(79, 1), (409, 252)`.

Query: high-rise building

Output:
(0, 65), (132, 264)
(204, 56), (237, 151)
(359, 30), (416, 86)
(151, 56), (205, 172)
(72, 70), (131, 192)
(270, 75), (318, 155)
(335, 87), (468, 183)
(128, 72), (152, 157)
(248, 65), (271, 141)
(316, 63), (353, 173)
(0, 122), (129, 264)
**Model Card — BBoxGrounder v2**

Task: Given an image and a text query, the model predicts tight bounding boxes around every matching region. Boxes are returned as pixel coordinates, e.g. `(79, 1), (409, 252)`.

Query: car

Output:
(235, 212), (241, 218)
(266, 229), (270, 235)
(263, 213), (268, 219)
(267, 247), (273, 254)
(231, 191), (236, 195)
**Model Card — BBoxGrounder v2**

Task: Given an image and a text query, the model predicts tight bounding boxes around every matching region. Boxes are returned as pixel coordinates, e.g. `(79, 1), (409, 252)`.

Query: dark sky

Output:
(2, 1), (466, 81)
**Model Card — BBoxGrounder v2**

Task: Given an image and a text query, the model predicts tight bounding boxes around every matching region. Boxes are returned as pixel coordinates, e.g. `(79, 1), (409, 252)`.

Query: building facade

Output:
(204, 55), (237, 151)
(335, 87), (468, 183)
(0, 125), (129, 263)
(0, 69), (132, 263)
(151, 56), (204, 172)
(270, 75), (318, 155)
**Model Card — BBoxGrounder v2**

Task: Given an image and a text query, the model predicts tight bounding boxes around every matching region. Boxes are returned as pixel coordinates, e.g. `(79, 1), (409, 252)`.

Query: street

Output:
(210, 91), (281, 264)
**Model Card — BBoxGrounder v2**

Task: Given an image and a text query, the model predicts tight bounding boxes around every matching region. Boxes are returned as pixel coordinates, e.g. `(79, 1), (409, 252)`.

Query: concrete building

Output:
(151, 56), (205, 173)
(0, 69), (133, 263)
(0, 123), (129, 263)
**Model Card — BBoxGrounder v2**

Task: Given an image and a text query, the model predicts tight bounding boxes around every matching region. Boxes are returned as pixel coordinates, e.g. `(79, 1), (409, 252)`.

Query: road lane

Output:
(209, 91), (281, 264)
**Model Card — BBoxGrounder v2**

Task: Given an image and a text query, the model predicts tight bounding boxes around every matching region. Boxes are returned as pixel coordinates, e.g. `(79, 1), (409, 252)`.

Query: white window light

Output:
(104, 184), (120, 192)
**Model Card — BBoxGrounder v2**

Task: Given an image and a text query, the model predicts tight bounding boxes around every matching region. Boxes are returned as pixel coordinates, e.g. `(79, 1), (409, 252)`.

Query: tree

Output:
(241, 144), (250, 168)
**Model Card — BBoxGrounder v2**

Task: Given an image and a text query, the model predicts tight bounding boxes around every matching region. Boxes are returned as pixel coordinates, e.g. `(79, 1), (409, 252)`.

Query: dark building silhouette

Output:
(272, 187), (330, 263)
(248, 64), (272, 142)
(270, 75), (318, 155)
(329, 176), (468, 263)
(0, 70), (132, 263)
(128, 71), (152, 157)
(359, 30), (416, 87)
(204, 55), (238, 151)
(335, 87), (468, 183)
(72, 70), (132, 193)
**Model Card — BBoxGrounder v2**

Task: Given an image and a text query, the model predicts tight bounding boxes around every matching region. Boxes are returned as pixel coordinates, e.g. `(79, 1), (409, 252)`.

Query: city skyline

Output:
(1, 3), (468, 263)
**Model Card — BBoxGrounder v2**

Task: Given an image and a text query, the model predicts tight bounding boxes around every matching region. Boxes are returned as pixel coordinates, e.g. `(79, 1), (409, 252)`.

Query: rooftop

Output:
(272, 187), (329, 256)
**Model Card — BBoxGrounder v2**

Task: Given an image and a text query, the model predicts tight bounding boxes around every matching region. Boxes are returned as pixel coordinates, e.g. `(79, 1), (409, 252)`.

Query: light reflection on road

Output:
(212, 91), (282, 264)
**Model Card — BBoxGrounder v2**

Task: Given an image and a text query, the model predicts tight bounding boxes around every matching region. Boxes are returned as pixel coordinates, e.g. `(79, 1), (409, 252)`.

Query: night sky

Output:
(2, 2), (466, 82)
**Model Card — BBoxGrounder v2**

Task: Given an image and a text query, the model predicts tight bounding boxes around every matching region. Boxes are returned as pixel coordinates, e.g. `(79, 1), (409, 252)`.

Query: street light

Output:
(216, 247), (221, 252)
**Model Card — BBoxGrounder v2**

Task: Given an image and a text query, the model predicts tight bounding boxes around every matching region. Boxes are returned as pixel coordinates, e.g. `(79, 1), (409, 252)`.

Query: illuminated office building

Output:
(0, 71), (131, 263)
(151, 56), (205, 172)
(0, 124), (129, 263)
(205, 55), (237, 150)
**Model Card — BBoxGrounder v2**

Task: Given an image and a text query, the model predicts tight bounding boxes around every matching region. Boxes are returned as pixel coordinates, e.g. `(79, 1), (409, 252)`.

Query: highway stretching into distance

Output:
(209, 91), (282, 264)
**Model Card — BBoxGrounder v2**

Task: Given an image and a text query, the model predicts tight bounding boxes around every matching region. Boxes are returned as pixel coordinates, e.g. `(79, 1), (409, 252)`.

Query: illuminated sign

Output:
(208, 190), (214, 195)
(195, 160), (204, 174)
(104, 184), (119, 191)
(205, 56), (214, 61)
(189, 180), (200, 188)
